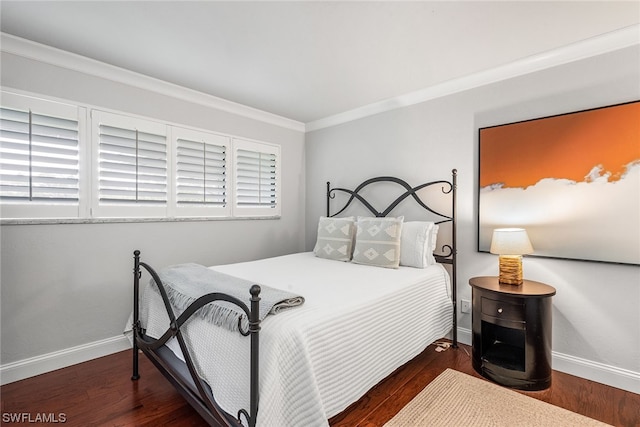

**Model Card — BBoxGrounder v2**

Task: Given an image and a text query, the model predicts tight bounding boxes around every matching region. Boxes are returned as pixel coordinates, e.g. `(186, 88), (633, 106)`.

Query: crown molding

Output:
(0, 32), (306, 133)
(3, 24), (638, 135)
(306, 24), (640, 132)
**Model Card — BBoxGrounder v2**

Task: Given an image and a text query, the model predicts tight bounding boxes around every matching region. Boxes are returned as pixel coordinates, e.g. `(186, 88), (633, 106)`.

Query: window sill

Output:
(0, 216), (281, 226)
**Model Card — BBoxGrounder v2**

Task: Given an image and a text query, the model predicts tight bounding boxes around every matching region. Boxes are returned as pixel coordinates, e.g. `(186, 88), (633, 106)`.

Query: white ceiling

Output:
(1, 1), (638, 125)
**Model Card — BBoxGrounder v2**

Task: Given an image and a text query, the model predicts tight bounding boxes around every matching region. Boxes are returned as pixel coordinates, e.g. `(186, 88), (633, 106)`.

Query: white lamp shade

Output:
(490, 228), (534, 255)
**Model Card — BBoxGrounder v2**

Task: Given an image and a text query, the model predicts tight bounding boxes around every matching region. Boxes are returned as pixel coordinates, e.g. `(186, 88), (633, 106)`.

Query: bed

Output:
(130, 170), (458, 427)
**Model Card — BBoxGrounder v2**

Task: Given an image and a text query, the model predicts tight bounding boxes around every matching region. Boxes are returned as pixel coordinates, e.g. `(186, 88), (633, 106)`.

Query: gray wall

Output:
(0, 52), (306, 363)
(305, 46), (640, 378)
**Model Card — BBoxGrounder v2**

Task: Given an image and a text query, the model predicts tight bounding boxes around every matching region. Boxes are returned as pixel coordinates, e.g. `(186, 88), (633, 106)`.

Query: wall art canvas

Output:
(478, 101), (639, 265)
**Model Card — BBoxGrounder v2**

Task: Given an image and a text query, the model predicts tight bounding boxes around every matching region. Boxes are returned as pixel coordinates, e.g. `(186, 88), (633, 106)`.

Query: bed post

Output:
(249, 285), (261, 427)
(451, 169), (458, 348)
(132, 250), (141, 380)
(326, 181), (331, 216)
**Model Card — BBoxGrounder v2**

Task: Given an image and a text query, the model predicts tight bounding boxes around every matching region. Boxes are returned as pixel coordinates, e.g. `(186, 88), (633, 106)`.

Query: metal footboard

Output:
(131, 250), (261, 427)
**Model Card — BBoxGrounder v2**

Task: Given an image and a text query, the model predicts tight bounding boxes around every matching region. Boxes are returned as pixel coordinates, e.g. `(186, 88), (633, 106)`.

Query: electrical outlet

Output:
(461, 299), (471, 314)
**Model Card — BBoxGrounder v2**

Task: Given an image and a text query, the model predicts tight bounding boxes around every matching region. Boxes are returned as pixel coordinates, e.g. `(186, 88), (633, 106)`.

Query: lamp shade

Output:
(490, 228), (534, 255)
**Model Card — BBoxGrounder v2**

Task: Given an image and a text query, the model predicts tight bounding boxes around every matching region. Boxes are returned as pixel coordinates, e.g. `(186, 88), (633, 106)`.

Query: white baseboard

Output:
(0, 335), (131, 386)
(552, 351), (640, 394)
(455, 327), (639, 394)
(3, 329), (639, 395)
(455, 326), (472, 346)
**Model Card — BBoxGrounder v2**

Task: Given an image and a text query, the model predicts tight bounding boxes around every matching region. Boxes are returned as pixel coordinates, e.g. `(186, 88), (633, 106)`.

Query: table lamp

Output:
(490, 228), (533, 285)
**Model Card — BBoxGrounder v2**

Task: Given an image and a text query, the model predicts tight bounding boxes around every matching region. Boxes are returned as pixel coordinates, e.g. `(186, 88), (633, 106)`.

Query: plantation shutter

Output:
(175, 132), (228, 207)
(234, 139), (280, 216)
(0, 106), (79, 203)
(95, 112), (167, 205)
(2, 93), (285, 221)
(236, 150), (276, 207)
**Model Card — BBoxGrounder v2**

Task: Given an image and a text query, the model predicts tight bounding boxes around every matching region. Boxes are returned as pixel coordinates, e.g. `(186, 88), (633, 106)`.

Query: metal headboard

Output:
(326, 169), (458, 347)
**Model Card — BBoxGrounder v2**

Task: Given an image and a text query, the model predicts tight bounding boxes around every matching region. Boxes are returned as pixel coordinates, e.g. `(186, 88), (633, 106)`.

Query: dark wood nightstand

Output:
(469, 276), (556, 390)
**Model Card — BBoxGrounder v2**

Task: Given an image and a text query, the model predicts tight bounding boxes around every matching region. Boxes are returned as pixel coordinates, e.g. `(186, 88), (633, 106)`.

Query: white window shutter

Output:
(98, 125), (167, 203)
(234, 138), (280, 217)
(1, 108), (79, 202)
(174, 127), (231, 217)
(92, 110), (167, 217)
(0, 92), (82, 219)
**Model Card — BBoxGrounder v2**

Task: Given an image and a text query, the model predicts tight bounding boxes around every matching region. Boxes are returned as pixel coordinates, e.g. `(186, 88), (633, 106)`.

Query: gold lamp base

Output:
(498, 255), (523, 285)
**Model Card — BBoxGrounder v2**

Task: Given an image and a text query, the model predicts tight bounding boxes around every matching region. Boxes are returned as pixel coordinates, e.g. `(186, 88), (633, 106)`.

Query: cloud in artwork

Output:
(584, 164), (610, 183)
(479, 161), (640, 264)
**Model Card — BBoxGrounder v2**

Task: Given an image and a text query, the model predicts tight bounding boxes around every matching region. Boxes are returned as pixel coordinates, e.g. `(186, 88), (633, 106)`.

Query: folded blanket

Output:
(153, 263), (304, 332)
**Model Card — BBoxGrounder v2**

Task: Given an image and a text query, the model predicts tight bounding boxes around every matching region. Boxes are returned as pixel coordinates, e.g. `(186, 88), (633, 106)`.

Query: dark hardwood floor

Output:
(1, 343), (638, 426)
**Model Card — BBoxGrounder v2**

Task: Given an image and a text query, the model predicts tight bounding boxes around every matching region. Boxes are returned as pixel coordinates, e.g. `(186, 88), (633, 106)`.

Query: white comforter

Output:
(140, 252), (453, 427)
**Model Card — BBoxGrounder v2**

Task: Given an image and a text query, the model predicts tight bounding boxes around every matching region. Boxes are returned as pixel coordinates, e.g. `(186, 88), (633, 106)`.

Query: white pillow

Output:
(352, 216), (404, 268)
(313, 216), (356, 261)
(400, 221), (439, 268)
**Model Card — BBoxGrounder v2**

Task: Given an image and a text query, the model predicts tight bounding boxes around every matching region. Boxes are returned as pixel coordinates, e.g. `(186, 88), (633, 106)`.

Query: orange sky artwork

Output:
(479, 101), (640, 189)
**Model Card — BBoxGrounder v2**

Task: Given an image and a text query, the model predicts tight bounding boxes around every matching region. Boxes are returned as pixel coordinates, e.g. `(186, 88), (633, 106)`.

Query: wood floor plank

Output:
(1, 344), (638, 426)
(329, 349), (440, 427)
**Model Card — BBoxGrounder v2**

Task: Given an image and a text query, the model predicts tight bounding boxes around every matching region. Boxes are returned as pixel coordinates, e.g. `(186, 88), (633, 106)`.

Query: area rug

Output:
(384, 369), (610, 426)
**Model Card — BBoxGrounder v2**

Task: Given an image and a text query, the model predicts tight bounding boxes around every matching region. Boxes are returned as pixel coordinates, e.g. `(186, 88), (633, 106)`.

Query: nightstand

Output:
(469, 276), (556, 390)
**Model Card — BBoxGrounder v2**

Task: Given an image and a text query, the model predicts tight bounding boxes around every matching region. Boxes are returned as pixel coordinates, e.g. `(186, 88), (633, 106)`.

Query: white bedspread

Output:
(140, 252), (453, 427)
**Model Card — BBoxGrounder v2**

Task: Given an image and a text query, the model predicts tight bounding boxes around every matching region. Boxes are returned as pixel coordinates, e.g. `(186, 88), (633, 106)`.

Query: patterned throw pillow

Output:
(313, 216), (356, 261)
(352, 216), (404, 268)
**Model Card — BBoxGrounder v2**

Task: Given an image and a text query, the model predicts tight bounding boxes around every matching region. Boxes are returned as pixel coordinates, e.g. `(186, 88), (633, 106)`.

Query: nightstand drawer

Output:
(481, 297), (525, 322)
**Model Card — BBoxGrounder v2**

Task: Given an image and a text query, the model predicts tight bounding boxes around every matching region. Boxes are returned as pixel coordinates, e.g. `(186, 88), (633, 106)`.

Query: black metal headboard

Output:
(326, 169), (458, 347)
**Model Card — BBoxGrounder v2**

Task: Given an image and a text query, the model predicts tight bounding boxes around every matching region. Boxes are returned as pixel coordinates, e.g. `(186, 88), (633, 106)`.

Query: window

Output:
(0, 92), (281, 222)
(92, 111), (168, 218)
(0, 92), (84, 219)
(173, 127), (231, 217)
(233, 138), (280, 217)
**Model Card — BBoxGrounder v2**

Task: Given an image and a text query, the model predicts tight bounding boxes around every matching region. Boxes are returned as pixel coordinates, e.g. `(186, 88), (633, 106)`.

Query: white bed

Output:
(140, 251), (453, 427)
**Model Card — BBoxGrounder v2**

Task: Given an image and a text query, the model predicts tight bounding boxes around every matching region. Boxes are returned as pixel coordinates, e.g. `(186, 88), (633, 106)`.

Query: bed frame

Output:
(326, 170), (458, 346)
(131, 169), (458, 427)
